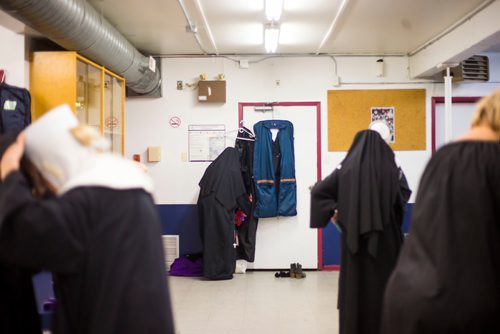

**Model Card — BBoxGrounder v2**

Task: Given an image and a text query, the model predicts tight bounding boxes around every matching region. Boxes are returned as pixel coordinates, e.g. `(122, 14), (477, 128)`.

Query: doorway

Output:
(431, 96), (481, 152)
(239, 101), (322, 269)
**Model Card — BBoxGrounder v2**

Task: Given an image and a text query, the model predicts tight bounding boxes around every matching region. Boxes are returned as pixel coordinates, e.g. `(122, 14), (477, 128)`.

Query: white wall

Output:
(2, 24), (499, 267)
(126, 55), (500, 205)
(0, 24), (28, 88)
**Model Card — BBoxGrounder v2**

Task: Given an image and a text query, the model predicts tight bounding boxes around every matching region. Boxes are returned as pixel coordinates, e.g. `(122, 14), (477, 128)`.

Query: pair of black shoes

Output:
(274, 270), (290, 278)
(290, 263), (306, 279)
(274, 263), (307, 278)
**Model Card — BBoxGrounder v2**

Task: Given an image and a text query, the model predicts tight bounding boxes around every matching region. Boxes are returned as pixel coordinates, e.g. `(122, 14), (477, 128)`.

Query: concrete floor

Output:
(169, 271), (340, 334)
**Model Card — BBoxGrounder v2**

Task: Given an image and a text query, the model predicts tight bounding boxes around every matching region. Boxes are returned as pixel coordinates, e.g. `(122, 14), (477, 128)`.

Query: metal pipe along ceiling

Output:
(0, 0), (160, 95)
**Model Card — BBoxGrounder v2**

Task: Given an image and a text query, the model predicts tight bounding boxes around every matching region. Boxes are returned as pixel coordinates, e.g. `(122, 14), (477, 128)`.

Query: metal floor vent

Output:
(451, 55), (489, 82)
(162, 235), (179, 271)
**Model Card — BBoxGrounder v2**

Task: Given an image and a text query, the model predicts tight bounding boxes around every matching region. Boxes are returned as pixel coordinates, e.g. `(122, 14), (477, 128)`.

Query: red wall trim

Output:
(238, 101), (323, 269)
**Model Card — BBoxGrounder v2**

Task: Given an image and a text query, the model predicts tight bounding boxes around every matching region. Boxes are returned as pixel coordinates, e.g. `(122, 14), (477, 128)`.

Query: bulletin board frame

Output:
(328, 89), (426, 151)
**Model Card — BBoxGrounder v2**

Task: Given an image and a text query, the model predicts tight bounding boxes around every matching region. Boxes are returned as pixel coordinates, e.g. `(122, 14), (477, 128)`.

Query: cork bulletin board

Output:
(328, 89), (426, 151)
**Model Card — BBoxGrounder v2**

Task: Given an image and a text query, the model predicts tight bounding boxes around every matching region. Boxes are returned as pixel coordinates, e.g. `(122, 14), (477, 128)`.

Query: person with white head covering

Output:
(369, 120), (411, 195)
(0, 105), (175, 334)
(310, 126), (412, 334)
(369, 120), (392, 143)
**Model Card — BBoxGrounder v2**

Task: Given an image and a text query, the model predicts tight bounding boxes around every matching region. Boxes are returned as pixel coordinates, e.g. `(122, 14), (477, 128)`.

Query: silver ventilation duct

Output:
(0, 0), (160, 95)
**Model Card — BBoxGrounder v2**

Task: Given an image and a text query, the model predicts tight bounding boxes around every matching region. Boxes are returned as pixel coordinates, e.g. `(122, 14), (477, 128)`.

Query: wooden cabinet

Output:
(30, 51), (125, 155)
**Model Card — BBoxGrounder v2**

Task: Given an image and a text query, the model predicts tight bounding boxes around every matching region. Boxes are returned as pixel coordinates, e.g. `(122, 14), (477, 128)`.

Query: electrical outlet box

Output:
(198, 80), (226, 103)
(147, 147), (161, 162)
(181, 152), (187, 162)
(332, 76), (340, 86)
(239, 60), (249, 69)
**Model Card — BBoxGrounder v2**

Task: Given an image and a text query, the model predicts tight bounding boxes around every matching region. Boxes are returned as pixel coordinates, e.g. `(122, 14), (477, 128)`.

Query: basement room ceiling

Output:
(85, 0), (493, 56)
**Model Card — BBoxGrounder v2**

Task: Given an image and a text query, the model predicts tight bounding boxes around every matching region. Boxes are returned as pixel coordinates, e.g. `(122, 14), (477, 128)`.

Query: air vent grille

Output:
(162, 235), (179, 270)
(450, 55), (489, 82)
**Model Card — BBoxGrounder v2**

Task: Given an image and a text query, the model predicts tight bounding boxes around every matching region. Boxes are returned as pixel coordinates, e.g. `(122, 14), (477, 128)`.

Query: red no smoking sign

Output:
(169, 116), (181, 128)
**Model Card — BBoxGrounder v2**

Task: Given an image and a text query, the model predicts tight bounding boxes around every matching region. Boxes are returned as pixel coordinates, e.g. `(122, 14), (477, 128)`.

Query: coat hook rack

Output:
(254, 105), (274, 112)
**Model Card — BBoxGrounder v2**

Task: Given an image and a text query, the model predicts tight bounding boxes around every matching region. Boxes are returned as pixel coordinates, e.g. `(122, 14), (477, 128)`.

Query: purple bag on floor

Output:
(43, 297), (56, 311)
(169, 256), (203, 277)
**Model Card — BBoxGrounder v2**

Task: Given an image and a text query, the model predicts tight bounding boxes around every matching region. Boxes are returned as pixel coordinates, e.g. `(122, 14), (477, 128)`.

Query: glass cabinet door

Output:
(104, 72), (124, 155)
(76, 59), (102, 132)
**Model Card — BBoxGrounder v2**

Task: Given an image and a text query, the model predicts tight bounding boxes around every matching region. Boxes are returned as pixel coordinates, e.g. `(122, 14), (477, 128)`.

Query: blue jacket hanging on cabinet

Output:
(0, 83), (31, 135)
(253, 120), (297, 218)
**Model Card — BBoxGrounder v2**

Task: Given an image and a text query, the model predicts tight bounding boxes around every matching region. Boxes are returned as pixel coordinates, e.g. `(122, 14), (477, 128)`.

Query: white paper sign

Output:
(188, 124), (226, 162)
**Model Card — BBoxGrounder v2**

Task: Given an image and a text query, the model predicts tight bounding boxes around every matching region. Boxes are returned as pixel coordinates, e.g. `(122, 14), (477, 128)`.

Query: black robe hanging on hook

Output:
(197, 147), (250, 279)
(234, 127), (259, 262)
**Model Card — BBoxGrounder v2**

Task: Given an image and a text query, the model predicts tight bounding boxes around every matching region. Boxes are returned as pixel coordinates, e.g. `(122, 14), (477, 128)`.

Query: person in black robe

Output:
(234, 127), (259, 262)
(310, 129), (411, 334)
(0, 105), (175, 334)
(0, 133), (41, 334)
(381, 90), (500, 334)
(198, 146), (250, 280)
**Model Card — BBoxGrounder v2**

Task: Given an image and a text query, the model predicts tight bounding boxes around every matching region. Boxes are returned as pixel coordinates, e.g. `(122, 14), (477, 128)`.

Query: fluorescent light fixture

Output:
(265, 0), (284, 21)
(264, 24), (280, 53)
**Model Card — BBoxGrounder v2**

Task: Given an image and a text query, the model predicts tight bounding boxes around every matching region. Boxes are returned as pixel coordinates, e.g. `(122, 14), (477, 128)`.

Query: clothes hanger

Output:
(225, 130), (255, 142)
(237, 127), (255, 138)
(225, 122), (255, 141)
(225, 120), (255, 139)
(237, 120), (255, 137)
(235, 136), (255, 142)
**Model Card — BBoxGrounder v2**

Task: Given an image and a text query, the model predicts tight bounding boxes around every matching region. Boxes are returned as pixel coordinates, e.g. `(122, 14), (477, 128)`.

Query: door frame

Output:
(238, 101), (325, 269)
(431, 96), (481, 153)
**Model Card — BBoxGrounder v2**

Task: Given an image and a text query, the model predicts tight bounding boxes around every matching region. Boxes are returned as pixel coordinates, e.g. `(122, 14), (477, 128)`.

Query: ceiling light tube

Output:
(265, 0), (284, 21)
(264, 24), (280, 53)
(194, 0), (219, 55)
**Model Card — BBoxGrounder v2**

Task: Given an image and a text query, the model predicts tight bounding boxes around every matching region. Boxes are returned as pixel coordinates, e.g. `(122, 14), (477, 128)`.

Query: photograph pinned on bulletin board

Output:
(370, 107), (395, 143)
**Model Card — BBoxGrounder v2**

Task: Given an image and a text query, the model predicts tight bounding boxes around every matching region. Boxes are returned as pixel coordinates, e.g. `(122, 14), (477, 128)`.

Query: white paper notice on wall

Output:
(188, 124), (226, 162)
